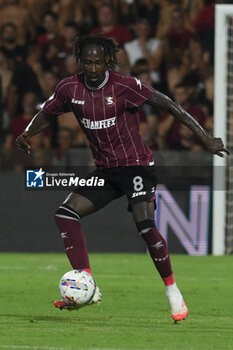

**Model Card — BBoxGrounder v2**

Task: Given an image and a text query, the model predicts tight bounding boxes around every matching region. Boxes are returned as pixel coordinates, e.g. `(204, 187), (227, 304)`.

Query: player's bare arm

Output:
(15, 110), (53, 154)
(147, 90), (230, 157)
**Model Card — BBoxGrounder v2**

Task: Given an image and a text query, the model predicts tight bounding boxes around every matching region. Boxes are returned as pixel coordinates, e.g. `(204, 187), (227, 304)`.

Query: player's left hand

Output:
(15, 130), (31, 154)
(204, 136), (230, 157)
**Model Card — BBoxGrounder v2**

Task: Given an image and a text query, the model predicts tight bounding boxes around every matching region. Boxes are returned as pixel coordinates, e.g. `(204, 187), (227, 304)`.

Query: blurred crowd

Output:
(0, 0), (231, 170)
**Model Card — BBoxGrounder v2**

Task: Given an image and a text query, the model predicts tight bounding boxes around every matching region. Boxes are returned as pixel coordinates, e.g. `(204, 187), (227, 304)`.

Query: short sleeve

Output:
(124, 76), (154, 108)
(42, 79), (71, 116)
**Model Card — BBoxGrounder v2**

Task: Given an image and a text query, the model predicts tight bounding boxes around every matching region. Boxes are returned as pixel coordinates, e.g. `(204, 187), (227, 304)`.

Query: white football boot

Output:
(166, 283), (188, 322)
(88, 286), (102, 305)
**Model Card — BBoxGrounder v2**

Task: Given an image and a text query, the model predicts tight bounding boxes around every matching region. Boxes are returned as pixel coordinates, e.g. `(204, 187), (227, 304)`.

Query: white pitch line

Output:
(0, 266), (27, 270)
(0, 346), (66, 350)
(80, 349), (154, 350)
(0, 265), (57, 271)
(0, 268), (224, 282)
(83, 348), (155, 350)
(0, 346), (154, 350)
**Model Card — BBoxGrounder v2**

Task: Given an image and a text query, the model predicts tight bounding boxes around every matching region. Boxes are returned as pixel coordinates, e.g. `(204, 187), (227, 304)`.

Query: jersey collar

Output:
(84, 70), (109, 90)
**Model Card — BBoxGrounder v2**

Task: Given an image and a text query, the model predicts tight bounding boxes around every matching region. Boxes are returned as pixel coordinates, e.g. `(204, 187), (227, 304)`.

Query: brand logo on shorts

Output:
(131, 191), (146, 198)
(104, 95), (116, 107)
(26, 168), (45, 187)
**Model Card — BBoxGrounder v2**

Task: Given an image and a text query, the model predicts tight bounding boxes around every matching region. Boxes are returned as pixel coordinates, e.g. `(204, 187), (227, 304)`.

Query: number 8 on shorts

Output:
(133, 176), (144, 191)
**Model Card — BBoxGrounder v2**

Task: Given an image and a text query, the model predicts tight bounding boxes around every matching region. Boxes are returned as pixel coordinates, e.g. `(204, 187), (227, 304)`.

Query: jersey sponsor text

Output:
(80, 117), (116, 129)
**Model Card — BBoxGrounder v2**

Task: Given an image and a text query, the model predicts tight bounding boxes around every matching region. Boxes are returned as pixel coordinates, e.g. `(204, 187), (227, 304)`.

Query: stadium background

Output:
(0, 0), (231, 255)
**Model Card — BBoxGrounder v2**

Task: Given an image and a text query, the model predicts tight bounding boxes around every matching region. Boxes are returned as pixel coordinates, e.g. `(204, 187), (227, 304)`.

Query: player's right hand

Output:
(204, 136), (229, 158)
(15, 130), (30, 154)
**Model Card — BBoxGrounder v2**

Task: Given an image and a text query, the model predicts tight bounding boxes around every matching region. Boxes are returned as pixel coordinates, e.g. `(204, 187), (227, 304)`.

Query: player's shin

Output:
(136, 220), (188, 321)
(54, 204), (91, 274)
(136, 220), (173, 282)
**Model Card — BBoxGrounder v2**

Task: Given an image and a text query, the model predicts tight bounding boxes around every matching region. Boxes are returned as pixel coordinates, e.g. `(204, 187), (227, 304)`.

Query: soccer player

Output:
(16, 35), (228, 321)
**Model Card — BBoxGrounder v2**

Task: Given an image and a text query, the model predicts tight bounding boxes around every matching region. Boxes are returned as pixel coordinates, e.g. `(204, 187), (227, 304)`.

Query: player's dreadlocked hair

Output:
(73, 34), (119, 69)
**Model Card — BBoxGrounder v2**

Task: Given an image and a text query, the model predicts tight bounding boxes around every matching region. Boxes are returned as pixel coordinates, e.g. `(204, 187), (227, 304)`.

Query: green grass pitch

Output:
(0, 253), (232, 350)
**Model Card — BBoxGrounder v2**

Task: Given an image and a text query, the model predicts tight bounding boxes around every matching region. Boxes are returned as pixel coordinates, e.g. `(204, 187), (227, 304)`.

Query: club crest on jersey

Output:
(104, 95), (116, 107)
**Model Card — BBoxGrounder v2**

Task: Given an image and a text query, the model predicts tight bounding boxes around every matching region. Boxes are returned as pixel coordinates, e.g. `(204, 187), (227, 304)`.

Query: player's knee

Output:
(63, 193), (96, 217)
(54, 204), (81, 222)
(136, 219), (155, 234)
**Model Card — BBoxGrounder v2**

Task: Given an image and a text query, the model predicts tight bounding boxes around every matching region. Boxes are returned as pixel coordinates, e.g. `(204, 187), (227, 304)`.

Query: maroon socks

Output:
(54, 205), (175, 286)
(54, 205), (91, 273)
(141, 226), (175, 285)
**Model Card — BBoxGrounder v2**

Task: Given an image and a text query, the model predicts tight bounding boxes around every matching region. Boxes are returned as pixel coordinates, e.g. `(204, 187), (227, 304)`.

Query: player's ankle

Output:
(80, 268), (92, 275)
(165, 282), (180, 295)
(163, 273), (175, 286)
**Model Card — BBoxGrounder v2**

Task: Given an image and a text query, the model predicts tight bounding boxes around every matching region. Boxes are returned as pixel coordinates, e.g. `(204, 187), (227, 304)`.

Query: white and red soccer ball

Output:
(59, 270), (96, 306)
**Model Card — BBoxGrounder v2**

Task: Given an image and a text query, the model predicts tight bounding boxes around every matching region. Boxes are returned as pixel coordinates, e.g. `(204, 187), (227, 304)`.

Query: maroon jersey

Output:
(42, 70), (154, 169)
